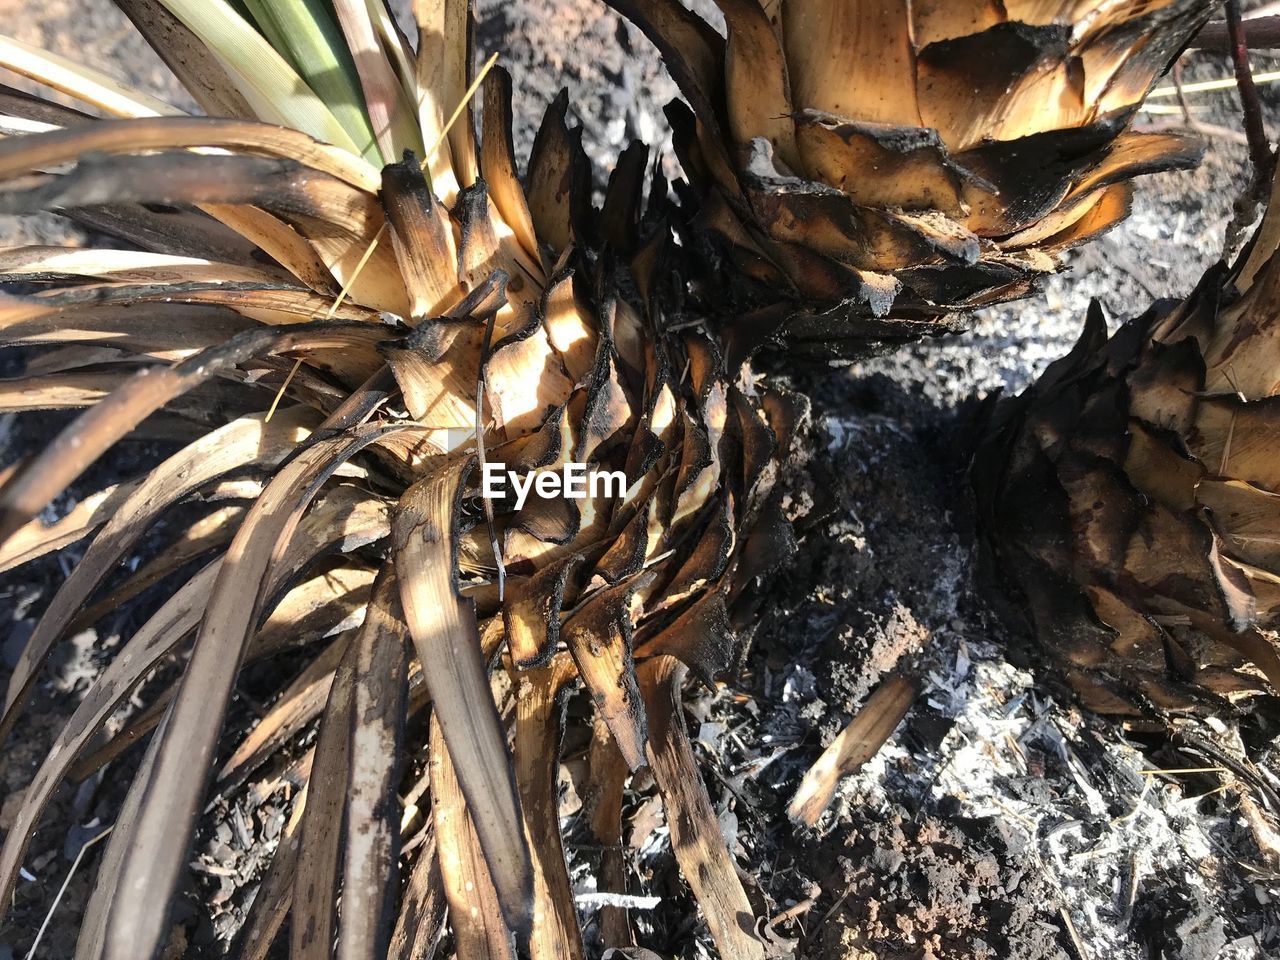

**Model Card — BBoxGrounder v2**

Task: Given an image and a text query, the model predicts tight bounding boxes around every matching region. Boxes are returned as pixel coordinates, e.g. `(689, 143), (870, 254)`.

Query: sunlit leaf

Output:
(241, 0), (381, 163)
(152, 0), (365, 155)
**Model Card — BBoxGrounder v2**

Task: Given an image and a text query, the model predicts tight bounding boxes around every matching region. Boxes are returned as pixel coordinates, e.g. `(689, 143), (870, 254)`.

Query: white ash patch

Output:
(786, 620), (1279, 959)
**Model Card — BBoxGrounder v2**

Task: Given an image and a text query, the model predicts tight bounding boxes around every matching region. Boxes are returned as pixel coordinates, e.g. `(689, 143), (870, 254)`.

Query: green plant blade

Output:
(241, 0), (383, 164)
(152, 0), (366, 158)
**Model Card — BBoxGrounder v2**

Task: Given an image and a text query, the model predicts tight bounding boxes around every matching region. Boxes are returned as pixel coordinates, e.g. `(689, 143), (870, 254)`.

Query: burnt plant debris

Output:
(0, 1), (1276, 959)
(610, 0), (1215, 360)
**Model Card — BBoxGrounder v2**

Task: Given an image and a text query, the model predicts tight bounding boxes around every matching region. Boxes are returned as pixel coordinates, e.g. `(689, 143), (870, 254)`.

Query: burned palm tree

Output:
(611, 0), (1214, 357)
(973, 168), (1280, 719)
(0, 2), (799, 957)
(0, 0), (1229, 957)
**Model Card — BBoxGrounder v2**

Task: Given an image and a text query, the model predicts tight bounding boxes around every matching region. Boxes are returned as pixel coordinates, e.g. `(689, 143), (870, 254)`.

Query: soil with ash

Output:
(812, 810), (1062, 960)
(2, 1), (1280, 959)
(726, 370), (1280, 959)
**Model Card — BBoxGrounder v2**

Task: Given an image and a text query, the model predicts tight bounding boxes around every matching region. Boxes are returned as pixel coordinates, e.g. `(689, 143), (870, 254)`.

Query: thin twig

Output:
(1174, 59), (1194, 126)
(25, 825), (114, 960)
(264, 229), (384, 423)
(1139, 102), (1204, 115)
(1194, 15), (1280, 51)
(421, 52), (499, 166)
(1147, 69), (1280, 98)
(264, 357), (304, 423)
(475, 308), (506, 601)
(1225, 0), (1274, 180)
(1134, 119), (1250, 146)
(1150, 60), (1255, 147)
(1059, 906), (1091, 960)
(772, 897), (815, 925)
(808, 880), (857, 945)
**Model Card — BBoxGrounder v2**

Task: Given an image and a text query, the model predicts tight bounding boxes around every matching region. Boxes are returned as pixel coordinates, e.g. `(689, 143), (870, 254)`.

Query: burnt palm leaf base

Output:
(974, 169), (1280, 720)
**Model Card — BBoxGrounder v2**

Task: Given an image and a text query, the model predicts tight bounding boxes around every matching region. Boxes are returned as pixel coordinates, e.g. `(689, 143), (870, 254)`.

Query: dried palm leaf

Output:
(0, 2), (800, 957)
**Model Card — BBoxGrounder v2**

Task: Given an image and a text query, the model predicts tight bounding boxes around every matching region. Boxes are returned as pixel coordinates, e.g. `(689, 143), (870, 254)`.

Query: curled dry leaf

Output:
(429, 716), (516, 960)
(394, 458), (536, 935)
(513, 652), (585, 960)
(293, 631), (359, 960)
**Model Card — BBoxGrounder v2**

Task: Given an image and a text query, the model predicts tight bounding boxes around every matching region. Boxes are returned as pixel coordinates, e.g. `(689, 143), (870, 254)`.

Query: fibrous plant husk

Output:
(972, 169), (1280, 721)
(0, 2), (803, 957)
(610, 0), (1214, 359)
